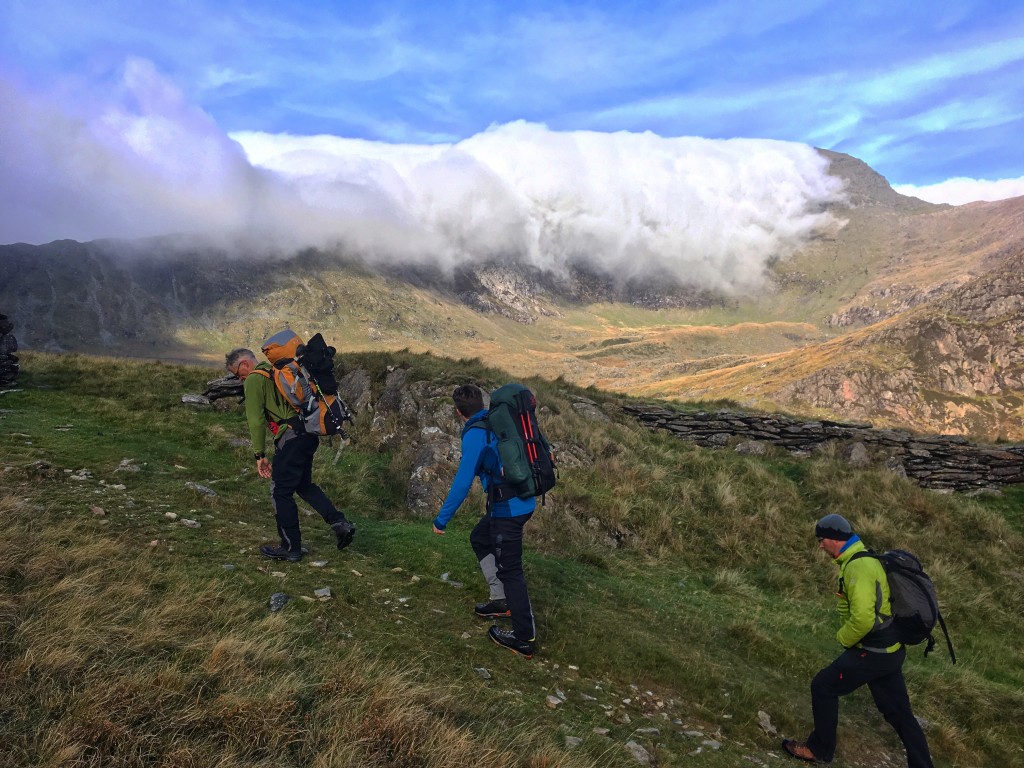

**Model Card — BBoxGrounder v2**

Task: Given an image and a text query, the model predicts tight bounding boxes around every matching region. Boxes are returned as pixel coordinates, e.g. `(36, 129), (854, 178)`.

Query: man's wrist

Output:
(254, 452), (266, 461)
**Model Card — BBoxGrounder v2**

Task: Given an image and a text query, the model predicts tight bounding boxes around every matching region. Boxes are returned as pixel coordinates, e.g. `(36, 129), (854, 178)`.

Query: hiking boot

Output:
(260, 544), (302, 562)
(781, 740), (830, 764)
(488, 626), (536, 659)
(474, 599), (511, 619)
(331, 521), (356, 550)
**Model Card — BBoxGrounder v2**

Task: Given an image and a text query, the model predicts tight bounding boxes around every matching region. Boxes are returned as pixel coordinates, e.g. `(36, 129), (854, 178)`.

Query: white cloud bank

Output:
(893, 177), (1024, 206)
(1, 59), (846, 295)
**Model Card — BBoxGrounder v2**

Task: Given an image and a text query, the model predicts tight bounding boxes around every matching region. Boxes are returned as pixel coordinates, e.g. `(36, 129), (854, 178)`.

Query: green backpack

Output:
(476, 383), (557, 503)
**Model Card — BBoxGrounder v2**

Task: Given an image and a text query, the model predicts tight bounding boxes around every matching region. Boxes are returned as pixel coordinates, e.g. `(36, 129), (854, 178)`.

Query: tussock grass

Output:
(3, 351), (1024, 766)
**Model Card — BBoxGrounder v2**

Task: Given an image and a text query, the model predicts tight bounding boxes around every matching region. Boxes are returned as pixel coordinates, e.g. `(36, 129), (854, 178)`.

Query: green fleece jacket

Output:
(243, 362), (295, 455)
(835, 538), (899, 652)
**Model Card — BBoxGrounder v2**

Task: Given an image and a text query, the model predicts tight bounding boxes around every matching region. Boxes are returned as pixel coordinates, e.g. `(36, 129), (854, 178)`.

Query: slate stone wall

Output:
(624, 405), (1024, 492)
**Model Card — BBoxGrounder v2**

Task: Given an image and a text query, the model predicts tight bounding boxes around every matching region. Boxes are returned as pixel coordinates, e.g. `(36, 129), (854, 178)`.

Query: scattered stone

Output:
(546, 695), (563, 709)
(311, 560), (329, 568)
(180, 519), (201, 528)
(474, 667), (492, 680)
(592, 727), (610, 736)
(185, 482), (217, 497)
(735, 440), (768, 456)
(271, 571), (287, 578)
(572, 401), (611, 423)
(90, 505), (105, 516)
(181, 394), (212, 406)
(702, 739), (722, 750)
(201, 376), (244, 402)
(842, 441), (871, 467)
(884, 455), (908, 478)
(461, 632), (471, 640)
(222, 564), (236, 571)
(351, 570), (363, 577)
(148, 540), (159, 548)
(624, 740), (652, 765)
(164, 512), (178, 521)
(634, 727), (660, 737)
(964, 487), (1002, 498)
(565, 736), (583, 749)
(269, 593), (290, 612)
(757, 710), (777, 736)
(314, 587), (332, 600)
(106, 483), (126, 491)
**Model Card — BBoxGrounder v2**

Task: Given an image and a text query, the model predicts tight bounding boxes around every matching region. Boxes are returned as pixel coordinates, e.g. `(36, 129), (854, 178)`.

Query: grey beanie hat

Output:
(815, 513), (853, 541)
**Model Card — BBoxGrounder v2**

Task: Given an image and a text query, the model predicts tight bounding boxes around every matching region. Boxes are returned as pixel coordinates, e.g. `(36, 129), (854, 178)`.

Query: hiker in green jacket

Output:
(782, 514), (934, 767)
(225, 347), (355, 562)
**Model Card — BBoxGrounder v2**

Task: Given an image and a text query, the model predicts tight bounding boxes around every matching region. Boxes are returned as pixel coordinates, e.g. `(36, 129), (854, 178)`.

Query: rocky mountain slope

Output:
(639, 245), (1024, 439)
(2, 150), (1024, 439)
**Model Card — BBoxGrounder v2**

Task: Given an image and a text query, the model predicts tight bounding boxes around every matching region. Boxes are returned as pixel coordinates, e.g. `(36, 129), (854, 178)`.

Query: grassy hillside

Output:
(1, 351), (1022, 767)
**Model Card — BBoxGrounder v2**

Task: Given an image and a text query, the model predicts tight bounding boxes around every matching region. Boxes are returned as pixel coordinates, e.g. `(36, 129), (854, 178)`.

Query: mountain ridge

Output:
(3, 150), (1024, 438)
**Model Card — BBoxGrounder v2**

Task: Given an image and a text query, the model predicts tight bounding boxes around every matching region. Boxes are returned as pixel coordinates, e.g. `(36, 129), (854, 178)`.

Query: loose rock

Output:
(269, 593), (291, 612)
(185, 482), (217, 497)
(624, 740), (652, 765)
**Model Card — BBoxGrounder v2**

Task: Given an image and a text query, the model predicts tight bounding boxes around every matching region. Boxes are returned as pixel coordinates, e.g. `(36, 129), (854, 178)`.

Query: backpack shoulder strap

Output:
(839, 549), (876, 591)
(249, 368), (272, 380)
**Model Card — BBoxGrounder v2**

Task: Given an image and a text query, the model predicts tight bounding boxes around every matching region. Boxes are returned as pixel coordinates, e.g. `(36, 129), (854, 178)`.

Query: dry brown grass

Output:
(0, 492), (600, 768)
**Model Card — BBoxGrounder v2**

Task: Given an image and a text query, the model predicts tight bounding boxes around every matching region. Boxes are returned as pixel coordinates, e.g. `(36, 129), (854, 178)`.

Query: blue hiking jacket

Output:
(432, 409), (536, 530)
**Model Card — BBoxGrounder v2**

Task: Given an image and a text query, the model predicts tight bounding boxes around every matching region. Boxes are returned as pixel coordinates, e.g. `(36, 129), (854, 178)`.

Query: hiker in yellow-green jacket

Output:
(225, 346), (355, 562)
(783, 514), (934, 767)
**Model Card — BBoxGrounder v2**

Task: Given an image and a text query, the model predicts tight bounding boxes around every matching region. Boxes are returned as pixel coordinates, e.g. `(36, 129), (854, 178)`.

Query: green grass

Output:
(1, 351), (1022, 767)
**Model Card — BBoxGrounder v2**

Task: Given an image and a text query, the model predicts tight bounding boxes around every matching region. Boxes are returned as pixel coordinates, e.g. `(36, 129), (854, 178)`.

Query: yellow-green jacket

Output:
(243, 362), (296, 455)
(835, 538), (900, 652)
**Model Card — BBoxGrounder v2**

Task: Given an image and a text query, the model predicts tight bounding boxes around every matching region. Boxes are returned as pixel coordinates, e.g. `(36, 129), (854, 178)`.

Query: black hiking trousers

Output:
(470, 512), (535, 642)
(271, 428), (345, 552)
(807, 646), (934, 767)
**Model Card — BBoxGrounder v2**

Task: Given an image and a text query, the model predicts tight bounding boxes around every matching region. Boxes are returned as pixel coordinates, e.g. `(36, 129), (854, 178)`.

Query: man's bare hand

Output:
(257, 457), (272, 478)
(432, 524), (445, 535)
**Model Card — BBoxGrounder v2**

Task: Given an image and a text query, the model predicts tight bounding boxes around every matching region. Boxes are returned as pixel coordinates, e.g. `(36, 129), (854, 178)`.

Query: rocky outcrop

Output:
(339, 367), (462, 514)
(0, 314), (19, 385)
(335, 367), (595, 514)
(625, 404), (1024, 492)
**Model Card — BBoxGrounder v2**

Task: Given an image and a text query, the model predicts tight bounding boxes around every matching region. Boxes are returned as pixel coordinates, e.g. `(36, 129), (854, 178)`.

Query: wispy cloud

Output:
(894, 177), (1024, 205)
(0, 60), (847, 296)
(1, 0), (1023, 225)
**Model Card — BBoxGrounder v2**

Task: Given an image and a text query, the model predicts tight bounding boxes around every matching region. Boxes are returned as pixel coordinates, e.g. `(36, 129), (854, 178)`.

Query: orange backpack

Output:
(258, 329), (352, 437)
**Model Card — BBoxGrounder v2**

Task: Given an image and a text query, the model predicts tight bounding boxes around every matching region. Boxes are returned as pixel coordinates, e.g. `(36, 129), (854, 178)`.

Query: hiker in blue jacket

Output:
(432, 384), (537, 658)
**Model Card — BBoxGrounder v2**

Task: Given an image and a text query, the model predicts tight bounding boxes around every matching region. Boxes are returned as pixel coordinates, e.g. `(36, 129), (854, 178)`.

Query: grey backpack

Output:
(851, 549), (956, 663)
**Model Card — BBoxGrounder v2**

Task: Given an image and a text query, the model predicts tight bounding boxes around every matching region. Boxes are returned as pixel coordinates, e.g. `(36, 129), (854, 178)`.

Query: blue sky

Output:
(1, 0), (1023, 250)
